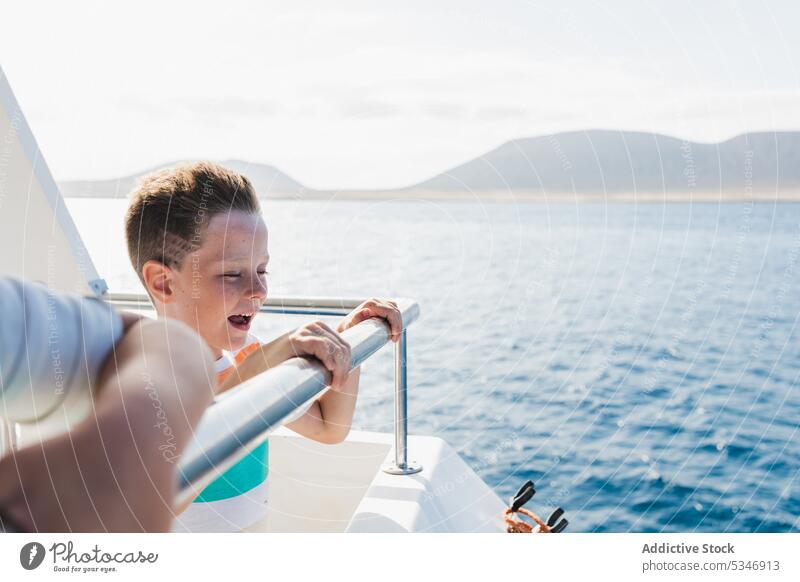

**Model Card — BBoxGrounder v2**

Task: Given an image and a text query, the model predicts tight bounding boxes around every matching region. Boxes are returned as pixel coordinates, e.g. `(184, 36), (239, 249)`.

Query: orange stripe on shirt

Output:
(217, 341), (261, 385)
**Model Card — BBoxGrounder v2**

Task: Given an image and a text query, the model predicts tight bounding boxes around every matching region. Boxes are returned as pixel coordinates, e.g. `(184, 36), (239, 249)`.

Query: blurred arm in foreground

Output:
(0, 277), (215, 532)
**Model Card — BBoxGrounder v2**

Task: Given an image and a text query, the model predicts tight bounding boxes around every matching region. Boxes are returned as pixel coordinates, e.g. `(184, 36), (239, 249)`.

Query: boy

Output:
(124, 161), (402, 532)
(0, 276), (215, 532)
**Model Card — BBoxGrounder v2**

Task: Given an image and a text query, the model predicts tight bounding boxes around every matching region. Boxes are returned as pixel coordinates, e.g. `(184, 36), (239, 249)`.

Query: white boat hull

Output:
(248, 428), (507, 533)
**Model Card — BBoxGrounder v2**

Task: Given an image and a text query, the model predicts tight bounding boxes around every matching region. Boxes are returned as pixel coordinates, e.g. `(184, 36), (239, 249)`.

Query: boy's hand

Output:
(217, 321), (353, 394)
(282, 321), (353, 391)
(337, 298), (402, 342)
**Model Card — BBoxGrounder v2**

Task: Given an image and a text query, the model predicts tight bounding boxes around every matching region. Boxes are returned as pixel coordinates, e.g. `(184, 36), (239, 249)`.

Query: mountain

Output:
(59, 159), (307, 198)
(58, 130), (800, 199)
(408, 130), (800, 194)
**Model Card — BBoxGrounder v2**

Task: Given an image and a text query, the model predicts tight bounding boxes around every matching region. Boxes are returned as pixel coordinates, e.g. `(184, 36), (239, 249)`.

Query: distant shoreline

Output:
(63, 189), (800, 203)
(56, 130), (800, 202)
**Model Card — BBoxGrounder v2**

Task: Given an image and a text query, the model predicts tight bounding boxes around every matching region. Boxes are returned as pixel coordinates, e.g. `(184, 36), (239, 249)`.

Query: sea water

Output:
(66, 198), (800, 532)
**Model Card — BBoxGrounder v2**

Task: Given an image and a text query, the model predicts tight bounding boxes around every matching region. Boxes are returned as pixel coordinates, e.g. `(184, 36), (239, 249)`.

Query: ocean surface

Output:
(66, 198), (800, 533)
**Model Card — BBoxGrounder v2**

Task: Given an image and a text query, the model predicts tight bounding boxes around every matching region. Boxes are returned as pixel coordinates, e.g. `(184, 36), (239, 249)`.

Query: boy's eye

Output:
(222, 271), (268, 278)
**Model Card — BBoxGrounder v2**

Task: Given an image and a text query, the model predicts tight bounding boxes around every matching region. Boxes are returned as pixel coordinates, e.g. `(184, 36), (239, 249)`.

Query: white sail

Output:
(0, 65), (106, 295)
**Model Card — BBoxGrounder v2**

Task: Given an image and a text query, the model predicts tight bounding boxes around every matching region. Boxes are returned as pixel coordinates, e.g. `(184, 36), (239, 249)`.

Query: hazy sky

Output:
(3, 0), (800, 189)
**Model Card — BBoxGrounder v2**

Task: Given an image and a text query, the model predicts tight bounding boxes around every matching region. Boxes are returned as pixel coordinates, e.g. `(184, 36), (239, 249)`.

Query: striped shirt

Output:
(171, 335), (270, 533)
(171, 333), (315, 532)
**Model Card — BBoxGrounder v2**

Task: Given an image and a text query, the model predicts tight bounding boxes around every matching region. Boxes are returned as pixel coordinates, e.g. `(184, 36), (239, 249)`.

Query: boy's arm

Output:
(0, 318), (215, 532)
(283, 367), (361, 444)
(216, 321), (354, 445)
(287, 299), (401, 444)
(219, 300), (402, 445)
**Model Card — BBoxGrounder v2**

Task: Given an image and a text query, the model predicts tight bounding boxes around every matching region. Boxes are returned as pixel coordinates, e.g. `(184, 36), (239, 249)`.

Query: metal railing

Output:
(105, 293), (368, 317)
(103, 293), (423, 505)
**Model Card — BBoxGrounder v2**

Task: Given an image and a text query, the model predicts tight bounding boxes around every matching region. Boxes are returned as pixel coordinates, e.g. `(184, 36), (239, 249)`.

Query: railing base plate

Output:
(382, 460), (423, 475)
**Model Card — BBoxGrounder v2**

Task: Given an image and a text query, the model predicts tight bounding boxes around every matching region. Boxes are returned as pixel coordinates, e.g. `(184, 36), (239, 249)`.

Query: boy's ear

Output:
(141, 260), (175, 304)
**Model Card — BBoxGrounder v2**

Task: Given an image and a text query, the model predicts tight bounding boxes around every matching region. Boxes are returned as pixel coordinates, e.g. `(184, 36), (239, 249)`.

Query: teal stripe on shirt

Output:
(194, 440), (269, 503)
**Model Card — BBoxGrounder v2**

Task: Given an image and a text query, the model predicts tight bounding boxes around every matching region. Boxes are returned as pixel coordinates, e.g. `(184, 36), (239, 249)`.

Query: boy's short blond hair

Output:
(124, 161), (260, 283)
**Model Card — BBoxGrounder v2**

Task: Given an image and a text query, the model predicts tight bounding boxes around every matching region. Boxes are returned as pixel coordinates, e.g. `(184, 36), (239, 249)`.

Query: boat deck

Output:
(252, 428), (507, 533)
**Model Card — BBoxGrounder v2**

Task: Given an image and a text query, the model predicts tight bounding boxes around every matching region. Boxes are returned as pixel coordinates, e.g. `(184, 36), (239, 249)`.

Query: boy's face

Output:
(158, 210), (269, 357)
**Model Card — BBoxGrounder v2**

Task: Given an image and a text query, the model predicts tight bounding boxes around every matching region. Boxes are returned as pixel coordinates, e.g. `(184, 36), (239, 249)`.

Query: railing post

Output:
(383, 329), (422, 475)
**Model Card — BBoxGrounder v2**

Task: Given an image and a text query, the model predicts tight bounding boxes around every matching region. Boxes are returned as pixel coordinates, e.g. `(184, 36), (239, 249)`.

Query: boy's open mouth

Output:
(227, 312), (255, 331)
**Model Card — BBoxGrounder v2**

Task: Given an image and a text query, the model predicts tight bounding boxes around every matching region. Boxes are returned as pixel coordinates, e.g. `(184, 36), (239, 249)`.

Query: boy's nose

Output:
(249, 276), (267, 300)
